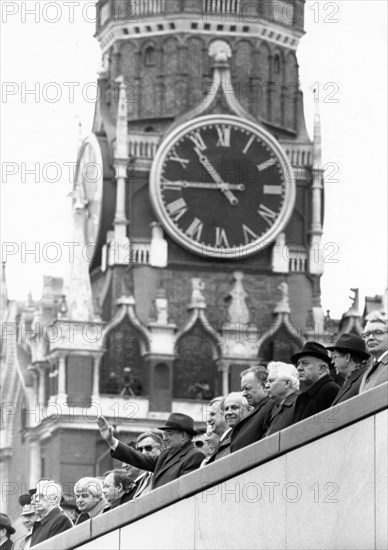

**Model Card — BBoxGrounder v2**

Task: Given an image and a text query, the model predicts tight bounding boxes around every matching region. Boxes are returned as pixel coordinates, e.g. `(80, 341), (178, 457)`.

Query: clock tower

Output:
(74, 0), (324, 417)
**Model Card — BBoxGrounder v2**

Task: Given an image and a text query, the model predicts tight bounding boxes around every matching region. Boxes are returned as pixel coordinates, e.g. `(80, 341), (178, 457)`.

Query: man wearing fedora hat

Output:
(0, 513), (15, 550)
(327, 333), (370, 406)
(97, 413), (204, 490)
(292, 341), (340, 423)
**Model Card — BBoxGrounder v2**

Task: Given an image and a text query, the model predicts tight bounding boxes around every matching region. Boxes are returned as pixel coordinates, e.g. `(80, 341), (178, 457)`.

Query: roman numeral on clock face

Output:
(242, 224), (259, 244)
(167, 197), (188, 221)
(216, 125), (231, 147)
(258, 204), (278, 226)
(215, 227), (230, 248)
(185, 218), (203, 242)
(168, 147), (189, 169)
(189, 131), (207, 151)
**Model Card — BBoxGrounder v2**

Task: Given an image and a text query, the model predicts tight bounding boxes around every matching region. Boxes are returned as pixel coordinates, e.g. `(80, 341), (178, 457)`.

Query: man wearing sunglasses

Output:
(131, 432), (163, 498)
(97, 413), (203, 490)
(359, 314), (388, 393)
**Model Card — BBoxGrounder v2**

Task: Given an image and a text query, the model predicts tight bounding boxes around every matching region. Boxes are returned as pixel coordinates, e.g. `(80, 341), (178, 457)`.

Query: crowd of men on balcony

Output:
(1, 314), (387, 549)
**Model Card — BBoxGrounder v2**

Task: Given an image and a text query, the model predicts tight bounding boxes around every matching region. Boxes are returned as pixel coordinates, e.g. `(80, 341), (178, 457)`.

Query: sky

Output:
(1, 0), (387, 318)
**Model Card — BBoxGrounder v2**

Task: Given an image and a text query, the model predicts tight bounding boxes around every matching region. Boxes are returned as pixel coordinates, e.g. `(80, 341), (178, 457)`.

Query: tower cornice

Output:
(96, 17), (304, 55)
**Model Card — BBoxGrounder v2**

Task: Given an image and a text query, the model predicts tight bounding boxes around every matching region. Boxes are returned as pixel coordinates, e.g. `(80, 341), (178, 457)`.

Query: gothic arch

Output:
(257, 315), (305, 364)
(173, 319), (220, 400)
(100, 314), (146, 395)
(100, 299), (150, 396)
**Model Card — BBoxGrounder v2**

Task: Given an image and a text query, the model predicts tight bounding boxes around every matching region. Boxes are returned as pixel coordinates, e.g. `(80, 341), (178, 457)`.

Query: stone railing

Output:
(203, 0), (240, 15)
(288, 247), (307, 272)
(135, 0), (166, 16)
(97, 0), (166, 29)
(131, 241), (151, 264)
(128, 133), (160, 160)
(281, 141), (313, 168)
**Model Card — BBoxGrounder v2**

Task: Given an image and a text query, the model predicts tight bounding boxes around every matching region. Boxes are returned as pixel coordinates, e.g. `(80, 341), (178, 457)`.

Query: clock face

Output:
(150, 115), (295, 259)
(74, 134), (104, 251)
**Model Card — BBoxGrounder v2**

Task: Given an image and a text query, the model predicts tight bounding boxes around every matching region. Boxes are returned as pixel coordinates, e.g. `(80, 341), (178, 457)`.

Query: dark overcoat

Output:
(30, 507), (73, 547)
(292, 374), (340, 423)
(206, 429), (232, 464)
(230, 396), (276, 452)
(331, 366), (368, 406)
(264, 393), (298, 437)
(111, 441), (203, 489)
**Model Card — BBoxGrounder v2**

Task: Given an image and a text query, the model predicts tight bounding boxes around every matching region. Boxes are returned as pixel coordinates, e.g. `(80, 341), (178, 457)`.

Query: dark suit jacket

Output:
(106, 489), (136, 511)
(0, 538), (13, 550)
(111, 441), (203, 489)
(206, 429), (232, 464)
(30, 507), (73, 547)
(331, 366), (368, 406)
(263, 393), (298, 437)
(293, 374), (340, 423)
(230, 397), (276, 452)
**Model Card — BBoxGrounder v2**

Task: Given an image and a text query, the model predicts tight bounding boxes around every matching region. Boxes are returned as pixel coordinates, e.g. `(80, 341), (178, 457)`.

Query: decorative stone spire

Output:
(346, 288), (360, 316)
(109, 75), (130, 265)
(273, 281), (291, 314)
(309, 94), (324, 275)
(149, 222), (167, 268)
(58, 295), (69, 319)
(27, 289), (34, 308)
(65, 200), (98, 322)
(154, 287), (168, 326)
(339, 288), (363, 336)
(189, 278), (206, 310)
(227, 271), (250, 324)
(313, 98), (322, 165)
(208, 40), (232, 64)
(0, 262), (8, 320)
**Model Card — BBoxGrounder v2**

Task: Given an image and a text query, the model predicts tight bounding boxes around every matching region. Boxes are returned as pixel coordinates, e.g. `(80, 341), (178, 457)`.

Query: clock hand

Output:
(162, 180), (245, 191)
(194, 148), (239, 206)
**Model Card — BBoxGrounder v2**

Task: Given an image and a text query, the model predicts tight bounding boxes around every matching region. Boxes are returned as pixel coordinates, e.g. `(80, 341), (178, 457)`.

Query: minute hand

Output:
(194, 148), (239, 206)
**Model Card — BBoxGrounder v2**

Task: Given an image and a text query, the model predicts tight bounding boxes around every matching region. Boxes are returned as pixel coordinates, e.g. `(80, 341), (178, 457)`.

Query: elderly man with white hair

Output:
(263, 362), (300, 437)
(205, 392), (251, 464)
(359, 313), (388, 393)
(74, 477), (109, 525)
(29, 479), (72, 547)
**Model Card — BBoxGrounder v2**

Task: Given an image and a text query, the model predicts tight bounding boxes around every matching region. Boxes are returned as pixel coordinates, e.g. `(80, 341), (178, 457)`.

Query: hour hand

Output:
(194, 148), (239, 206)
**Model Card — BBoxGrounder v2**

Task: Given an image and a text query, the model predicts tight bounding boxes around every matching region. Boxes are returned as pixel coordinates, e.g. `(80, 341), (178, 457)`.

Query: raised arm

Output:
(97, 416), (157, 472)
(97, 415), (118, 448)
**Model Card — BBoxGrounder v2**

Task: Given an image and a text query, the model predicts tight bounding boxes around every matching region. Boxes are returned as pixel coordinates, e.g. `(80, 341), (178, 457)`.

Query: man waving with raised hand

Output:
(97, 414), (204, 490)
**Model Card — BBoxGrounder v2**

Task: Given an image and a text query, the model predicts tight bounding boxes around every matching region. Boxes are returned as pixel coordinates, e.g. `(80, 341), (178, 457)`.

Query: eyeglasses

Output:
(362, 330), (388, 340)
(136, 445), (154, 452)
